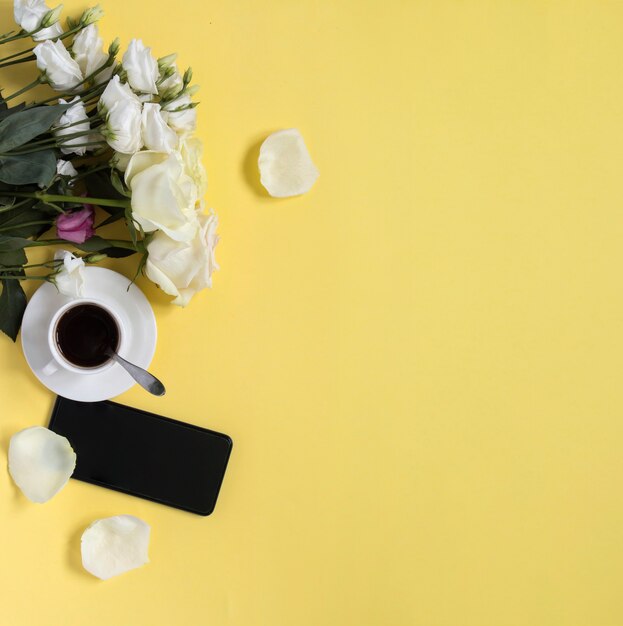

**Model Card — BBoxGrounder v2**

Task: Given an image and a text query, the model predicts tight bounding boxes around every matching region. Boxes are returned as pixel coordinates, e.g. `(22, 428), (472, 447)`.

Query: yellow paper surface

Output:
(1, 1), (623, 624)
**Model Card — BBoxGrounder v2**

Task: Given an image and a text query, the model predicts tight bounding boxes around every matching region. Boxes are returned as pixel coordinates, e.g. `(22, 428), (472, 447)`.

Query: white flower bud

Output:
(53, 96), (91, 155)
(33, 39), (83, 91)
(141, 103), (178, 153)
(122, 39), (158, 95)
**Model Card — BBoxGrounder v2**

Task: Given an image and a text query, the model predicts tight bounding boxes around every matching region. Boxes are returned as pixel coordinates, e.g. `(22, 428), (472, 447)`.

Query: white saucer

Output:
(21, 267), (157, 402)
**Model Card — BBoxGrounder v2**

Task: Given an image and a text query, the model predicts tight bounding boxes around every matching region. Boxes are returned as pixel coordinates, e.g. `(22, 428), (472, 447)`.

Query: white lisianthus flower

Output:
(158, 65), (183, 99)
(14, 0), (63, 41)
(122, 39), (158, 95)
(53, 250), (85, 298)
(55, 158), (78, 178)
(99, 76), (143, 154)
(145, 212), (219, 306)
(53, 96), (90, 155)
(163, 94), (196, 135)
(125, 151), (198, 241)
(180, 137), (207, 196)
(72, 24), (111, 84)
(141, 103), (178, 153)
(33, 39), (83, 91)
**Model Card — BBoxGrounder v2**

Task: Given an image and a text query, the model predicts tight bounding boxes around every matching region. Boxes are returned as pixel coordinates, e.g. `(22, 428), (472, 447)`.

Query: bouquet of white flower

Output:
(0, 0), (219, 341)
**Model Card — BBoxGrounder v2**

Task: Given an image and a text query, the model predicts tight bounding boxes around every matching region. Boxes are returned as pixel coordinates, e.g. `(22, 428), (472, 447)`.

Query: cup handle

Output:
(42, 359), (59, 377)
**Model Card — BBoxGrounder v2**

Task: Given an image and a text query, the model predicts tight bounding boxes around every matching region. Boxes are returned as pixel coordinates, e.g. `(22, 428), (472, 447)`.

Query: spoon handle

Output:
(108, 351), (166, 396)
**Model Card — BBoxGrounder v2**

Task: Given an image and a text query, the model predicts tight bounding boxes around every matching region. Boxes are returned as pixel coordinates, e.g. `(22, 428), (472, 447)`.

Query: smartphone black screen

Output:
(49, 397), (233, 516)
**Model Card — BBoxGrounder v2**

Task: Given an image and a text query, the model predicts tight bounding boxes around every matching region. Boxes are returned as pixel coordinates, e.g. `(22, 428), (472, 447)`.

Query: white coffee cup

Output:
(42, 298), (126, 377)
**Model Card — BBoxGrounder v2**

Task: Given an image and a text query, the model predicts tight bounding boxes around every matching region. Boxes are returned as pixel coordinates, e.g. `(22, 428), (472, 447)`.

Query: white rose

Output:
(99, 76), (143, 154)
(141, 103), (178, 153)
(14, 0), (63, 41)
(53, 96), (90, 155)
(33, 39), (83, 91)
(55, 159), (78, 178)
(180, 137), (207, 196)
(125, 151), (198, 241)
(71, 24), (109, 82)
(163, 94), (196, 135)
(146, 212), (219, 306)
(122, 39), (158, 95)
(53, 250), (84, 298)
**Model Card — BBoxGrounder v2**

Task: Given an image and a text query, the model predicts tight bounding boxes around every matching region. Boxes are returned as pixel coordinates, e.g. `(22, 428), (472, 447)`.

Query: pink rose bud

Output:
(56, 206), (96, 244)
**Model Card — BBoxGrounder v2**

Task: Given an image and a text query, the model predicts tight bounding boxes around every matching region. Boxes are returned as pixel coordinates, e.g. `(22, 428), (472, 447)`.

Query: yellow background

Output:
(1, 1), (623, 624)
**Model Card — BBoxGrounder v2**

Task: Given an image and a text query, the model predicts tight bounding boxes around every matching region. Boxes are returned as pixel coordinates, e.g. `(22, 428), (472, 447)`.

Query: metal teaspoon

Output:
(105, 348), (166, 396)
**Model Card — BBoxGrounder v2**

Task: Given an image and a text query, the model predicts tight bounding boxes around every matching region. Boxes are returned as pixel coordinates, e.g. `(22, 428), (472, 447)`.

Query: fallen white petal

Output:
(81, 515), (150, 580)
(258, 128), (319, 197)
(8, 426), (76, 503)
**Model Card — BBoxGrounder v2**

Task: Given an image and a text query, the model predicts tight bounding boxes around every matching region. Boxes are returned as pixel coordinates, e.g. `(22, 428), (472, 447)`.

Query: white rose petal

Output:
(99, 76), (143, 154)
(125, 151), (198, 241)
(53, 96), (90, 156)
(258, 128), (319, 197)
(146, 211), (219, 306)
(33, 39), (83, 92)
(8, 426), (76, 503)
(14, 0), (63, 40)
(54, 250), (84, 297)
(72, 24), (109, 81)
(122, 39), (158, 95)
(163, 94), (196, 135)
(81, 515), (150, 580)
(141, 103), (178, 153)
(180, 137), (207, 196)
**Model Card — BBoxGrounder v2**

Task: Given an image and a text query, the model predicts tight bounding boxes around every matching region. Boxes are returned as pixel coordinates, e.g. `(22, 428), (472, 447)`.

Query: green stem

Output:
(7, 141), (106, 155)
(69, 163), (111, 182)
(25, 237), (138, 251)
(3, 77), (42, 102)
(0, 198), (36, 213)
(8, 123), (104, 152)
(0, 29), (30, 45)
(0, 54), (36, 69)
(11, 192), (130, 210)
(28, 82), (107, 109)
(0, 25), (86, 64)
(9, 129), (95, 152)
(0, 275), (48, 281)
(0, 220), (52, 233)
(0, 260), (61, 271)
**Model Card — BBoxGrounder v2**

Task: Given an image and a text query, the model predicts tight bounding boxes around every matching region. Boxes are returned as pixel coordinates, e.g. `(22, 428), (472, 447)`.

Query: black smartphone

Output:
(49, 396), (233, 516)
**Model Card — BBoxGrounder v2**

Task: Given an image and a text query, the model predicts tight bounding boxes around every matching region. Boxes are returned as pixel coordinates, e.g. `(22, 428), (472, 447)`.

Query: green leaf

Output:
(0, 102), (26, 122)
(0, 273), (27, 341)
(110, 169), (131, 197)
(129, 251), (148, 287)
(97, 208), (125, 227)
(73, 236), (137, 259)
(0, 248), (27, 266)
(0, 150), (57, 185)
(84, 169), (125, 212)
(0, 103), (70, 153)
(0, 202), (54, 238)
(0, 234), (33, 252)
(125, 206), (139, 248)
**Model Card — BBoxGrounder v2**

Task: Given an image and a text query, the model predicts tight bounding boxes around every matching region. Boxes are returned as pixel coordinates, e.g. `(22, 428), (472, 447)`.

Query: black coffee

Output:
(55, 304), (120, 368)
